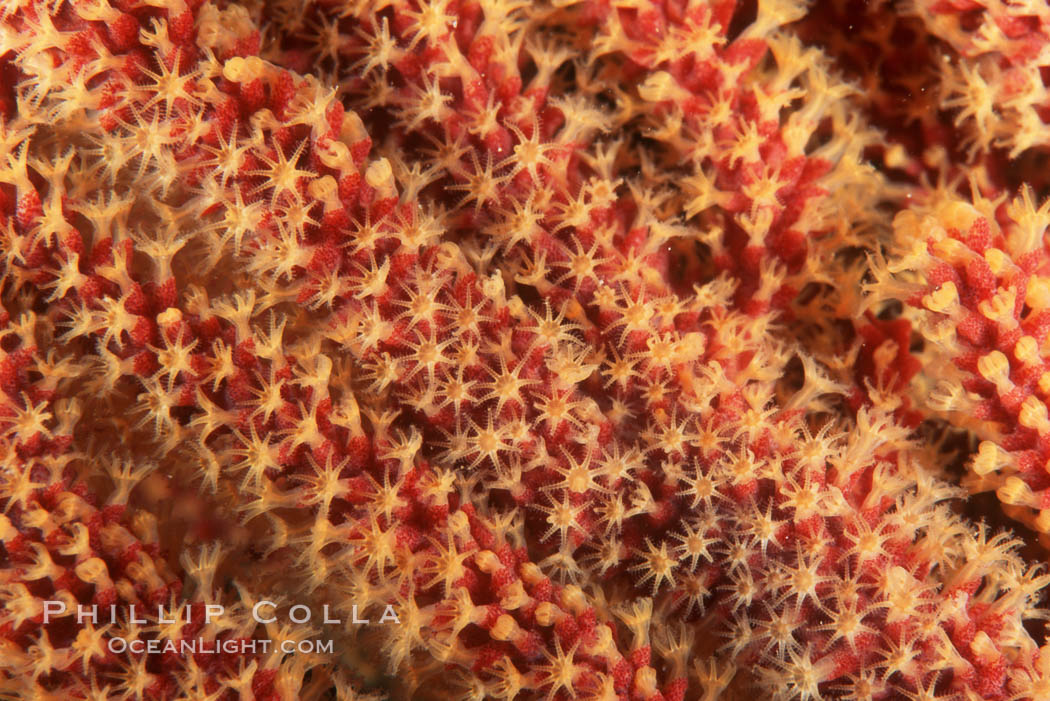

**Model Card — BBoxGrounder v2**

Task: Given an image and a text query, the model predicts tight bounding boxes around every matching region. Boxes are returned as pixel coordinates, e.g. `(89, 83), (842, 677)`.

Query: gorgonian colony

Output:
(3, 0), (1050, 699)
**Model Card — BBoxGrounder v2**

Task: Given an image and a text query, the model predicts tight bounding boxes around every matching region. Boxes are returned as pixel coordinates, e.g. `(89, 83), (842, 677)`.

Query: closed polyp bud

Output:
(1015, 336), (1040, 366)
(308, 175), (339, 205)
(971, 441), (1005, 477)
(156, 307), (182, 329)
(978, 288), (1018, 327)
(500, 580), (528, 610)
(1027, 277), (1050, 309)
(222, 55), (266, 83)
(520, 562), (544, 585)
(317, 140), (353, 171)
(474, 550), (501, 574)
(932, 237), (971, 263)
(535, 602), (557, 626)
(983, 248), (1009, 275)
(74, 558), (111, 586)
(491, 614), (518, 642)
(998, 476), (1037, 509)
(977, 351), (1012, 392)
(638, 71), (682, 102)
(923, 281), (959, 314)
(364, 157), (396, 199)
(1019, 396), (1050, 434)
(634, 667), (659, 699)
(561, 585), (586, 614)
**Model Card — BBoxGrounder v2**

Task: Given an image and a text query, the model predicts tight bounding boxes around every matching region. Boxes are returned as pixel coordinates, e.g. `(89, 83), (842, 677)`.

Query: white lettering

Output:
(253, 601), (277, 623)
(158, 606), (176, 624)
(289, 605), (310, 623)
(43, 601), (66, 624)
(379, 605), (400, 624)
(129, 605), (147, 624)
(204, 604), (223, 624)
(76, 604), (97, 625)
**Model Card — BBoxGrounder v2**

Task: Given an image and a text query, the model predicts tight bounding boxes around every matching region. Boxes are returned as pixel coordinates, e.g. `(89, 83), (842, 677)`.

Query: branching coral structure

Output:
(3, 0), (1050, 699)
